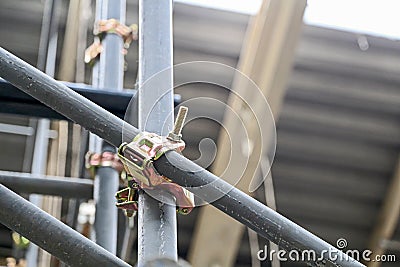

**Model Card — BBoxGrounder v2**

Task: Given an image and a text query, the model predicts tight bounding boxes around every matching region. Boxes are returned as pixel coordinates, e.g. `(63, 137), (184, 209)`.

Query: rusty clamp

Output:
(116, 106), (195, 215)
(85, 151), (125, 179)
(85, 19), (138, 64)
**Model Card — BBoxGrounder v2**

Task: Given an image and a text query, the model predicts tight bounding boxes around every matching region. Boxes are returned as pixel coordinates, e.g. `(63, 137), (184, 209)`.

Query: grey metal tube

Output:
(90, 0), (126, 254)
(137, 0), (177, 257)
(93, 148), (120, 253)
(137, 193), (177, 264)
(27, 0), (61, 264)
(134, 0), (177, 265)
(0, 48), (364, 267)
(36, 0), (57, 72)
(0, 184), (131, 267)
(0, 170), (93, 198)
(25, 120), (49, 267)
(94, 0), (126, 90)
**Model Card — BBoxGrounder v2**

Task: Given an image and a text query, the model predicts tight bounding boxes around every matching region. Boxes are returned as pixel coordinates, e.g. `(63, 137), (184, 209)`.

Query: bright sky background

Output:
(176, 0), (400, 40)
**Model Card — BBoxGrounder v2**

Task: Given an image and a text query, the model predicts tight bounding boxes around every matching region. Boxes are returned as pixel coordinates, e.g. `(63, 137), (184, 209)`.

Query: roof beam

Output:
(367, 157), (400, 267)
(188, 1), (306, 266)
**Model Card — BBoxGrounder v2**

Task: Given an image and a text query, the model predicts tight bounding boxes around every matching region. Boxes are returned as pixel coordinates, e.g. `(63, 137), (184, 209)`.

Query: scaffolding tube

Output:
(89, 0), (126, 254)
(0, 184), (131, 267)
(135, 0), (178, 264)
(0, 170), (93, 199)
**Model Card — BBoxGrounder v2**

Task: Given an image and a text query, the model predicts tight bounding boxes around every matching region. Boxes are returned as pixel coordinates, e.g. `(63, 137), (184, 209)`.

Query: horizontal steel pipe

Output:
(0, 47), (364, 267)
(0, 170), (93, 198)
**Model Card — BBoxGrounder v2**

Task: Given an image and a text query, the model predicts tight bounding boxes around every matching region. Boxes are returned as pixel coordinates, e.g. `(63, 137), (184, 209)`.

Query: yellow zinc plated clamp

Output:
(85, 151), (125, 179)
(84, 19), (138, 64)
(117, 106), (195, 215)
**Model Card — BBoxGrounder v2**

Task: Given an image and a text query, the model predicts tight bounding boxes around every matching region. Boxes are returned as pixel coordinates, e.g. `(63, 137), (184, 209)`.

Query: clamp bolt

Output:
(168, 106), (188, 142)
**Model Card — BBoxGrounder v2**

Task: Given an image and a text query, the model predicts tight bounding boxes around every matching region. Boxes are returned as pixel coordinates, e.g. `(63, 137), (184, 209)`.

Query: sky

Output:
(176, 0), (400, 40)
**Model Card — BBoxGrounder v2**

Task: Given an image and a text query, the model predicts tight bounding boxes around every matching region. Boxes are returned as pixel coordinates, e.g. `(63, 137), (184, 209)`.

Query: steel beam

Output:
(0, 170), (93, 198)
(0, 47), (365, 267)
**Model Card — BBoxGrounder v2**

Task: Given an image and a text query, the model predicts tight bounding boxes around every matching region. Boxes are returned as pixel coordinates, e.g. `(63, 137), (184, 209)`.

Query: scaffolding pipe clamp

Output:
(84, 19), (138, 64)
(115, 180), (139, 217)
(85, 151), (125, 179)
(117, 107), (195, 215)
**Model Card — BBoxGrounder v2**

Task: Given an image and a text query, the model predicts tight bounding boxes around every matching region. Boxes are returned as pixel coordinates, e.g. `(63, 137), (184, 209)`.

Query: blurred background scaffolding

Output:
(0, 0), (399, 267)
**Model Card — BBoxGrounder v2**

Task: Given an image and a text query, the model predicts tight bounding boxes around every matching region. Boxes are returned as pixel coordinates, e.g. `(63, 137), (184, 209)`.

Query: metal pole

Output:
(90, 0), (126, 254)
(0, 170), (93, 198)
(120, 220), (136, 262)
(0, 48), (365, 267)
(25, 117), (50, 266)
(132, 0), (178, 265)
(36, 0), (55, 72)
(0, 184), (131, 267)
(26, 0), (61, 264)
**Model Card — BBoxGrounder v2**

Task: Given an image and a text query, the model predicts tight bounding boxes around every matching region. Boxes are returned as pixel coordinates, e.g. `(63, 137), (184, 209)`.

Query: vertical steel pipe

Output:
(26, 0), (60, 264)
(90, 0), (126, 254)
(134, 0), (178, 265)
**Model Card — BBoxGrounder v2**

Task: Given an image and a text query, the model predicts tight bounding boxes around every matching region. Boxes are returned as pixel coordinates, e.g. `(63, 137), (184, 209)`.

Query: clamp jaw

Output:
(116, 106), (195, 216)
(118, 131), (185, 187)
(85, 151), (125, 179)
(115, 181), (139, 217)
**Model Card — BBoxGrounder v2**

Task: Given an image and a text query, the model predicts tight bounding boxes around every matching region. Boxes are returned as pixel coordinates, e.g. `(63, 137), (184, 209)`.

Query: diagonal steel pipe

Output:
(0, 184), (131, 267)
(0, 47), (365, 267)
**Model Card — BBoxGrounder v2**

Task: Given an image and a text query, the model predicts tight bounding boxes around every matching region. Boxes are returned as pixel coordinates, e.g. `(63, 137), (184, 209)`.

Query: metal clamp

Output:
(115, 178), (195, 215)
(85, 19), (138, 64)
(153, 182), (195, 215)
(118, 131), (185, 186)
(115, 180), (139, 217)
(117, 106), (195, 215)
(95, 19), (138, 47)
(85, 151), (125, 179)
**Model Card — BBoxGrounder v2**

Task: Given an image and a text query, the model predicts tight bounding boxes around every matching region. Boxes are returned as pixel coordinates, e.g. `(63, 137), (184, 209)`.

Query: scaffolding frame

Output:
(0, 1), (365, 267)
(0, 47), (365, 267)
